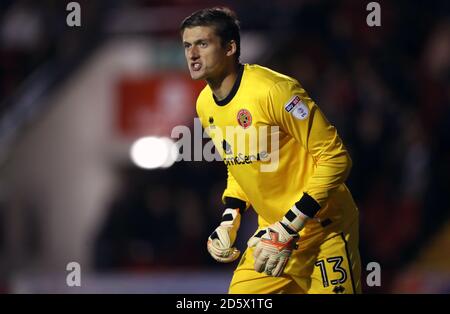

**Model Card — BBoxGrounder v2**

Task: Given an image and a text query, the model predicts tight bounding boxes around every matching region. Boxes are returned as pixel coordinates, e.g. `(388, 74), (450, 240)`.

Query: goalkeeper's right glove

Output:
(207, 207), (241, 263)
(247, 221), (299, 277)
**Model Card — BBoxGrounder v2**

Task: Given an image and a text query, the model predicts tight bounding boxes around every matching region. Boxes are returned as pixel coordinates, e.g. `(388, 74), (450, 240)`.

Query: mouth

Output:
(190, 62), (202, 72)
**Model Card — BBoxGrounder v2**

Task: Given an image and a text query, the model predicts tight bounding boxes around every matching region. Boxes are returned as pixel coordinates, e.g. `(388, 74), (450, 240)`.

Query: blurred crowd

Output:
(1, 1), (449, 293)
(0, 0), (108, 115)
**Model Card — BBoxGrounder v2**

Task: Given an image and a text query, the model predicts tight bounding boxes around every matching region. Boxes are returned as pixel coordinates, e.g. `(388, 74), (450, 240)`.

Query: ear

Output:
(226, 40), (237, 57)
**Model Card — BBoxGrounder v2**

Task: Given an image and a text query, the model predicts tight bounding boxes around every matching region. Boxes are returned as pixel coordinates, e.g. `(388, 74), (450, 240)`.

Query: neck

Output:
(207, 63), (240, 101)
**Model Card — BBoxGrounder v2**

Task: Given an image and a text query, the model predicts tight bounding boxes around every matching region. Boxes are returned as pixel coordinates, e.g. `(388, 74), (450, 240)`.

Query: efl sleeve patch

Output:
(284, 95), (301, 112)
(284, 95), (309, 120)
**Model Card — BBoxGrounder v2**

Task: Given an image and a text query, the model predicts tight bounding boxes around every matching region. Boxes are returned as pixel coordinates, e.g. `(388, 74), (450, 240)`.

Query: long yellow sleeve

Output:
(222, 166), (251, 209)
(266, 80), (352, 208)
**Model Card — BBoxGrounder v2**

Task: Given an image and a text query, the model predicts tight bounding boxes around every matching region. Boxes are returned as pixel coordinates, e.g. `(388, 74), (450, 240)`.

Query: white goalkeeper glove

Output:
(247, 221), (299, 277)
(207, 208), (241, 263)
(247, 204), (312, 276)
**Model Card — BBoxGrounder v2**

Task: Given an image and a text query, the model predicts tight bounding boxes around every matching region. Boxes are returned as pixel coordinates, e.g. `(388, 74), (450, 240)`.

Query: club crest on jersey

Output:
(284, 95), (309, 120)
(237, 109), (252, 129)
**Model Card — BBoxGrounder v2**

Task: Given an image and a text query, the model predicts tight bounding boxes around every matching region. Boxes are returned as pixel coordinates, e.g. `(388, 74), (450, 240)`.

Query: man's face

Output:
(182, 26), (228, 80)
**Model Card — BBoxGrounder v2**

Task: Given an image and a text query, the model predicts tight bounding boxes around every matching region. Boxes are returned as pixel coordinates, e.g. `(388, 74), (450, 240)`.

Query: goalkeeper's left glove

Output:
(247, 202), (312, 277)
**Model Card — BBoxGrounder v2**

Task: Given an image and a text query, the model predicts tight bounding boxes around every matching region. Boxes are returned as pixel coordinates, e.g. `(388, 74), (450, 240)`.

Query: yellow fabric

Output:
(229, 218), (361, 294)
(223, 167), (251, 210)
(196, 64), (359, 244)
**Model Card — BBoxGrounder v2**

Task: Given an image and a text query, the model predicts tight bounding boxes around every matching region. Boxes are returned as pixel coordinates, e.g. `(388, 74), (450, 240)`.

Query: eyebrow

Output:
(183, 38), (209, 45)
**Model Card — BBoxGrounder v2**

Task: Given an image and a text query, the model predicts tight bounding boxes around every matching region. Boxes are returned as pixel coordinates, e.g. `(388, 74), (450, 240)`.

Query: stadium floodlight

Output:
(130, 136), (178, 169)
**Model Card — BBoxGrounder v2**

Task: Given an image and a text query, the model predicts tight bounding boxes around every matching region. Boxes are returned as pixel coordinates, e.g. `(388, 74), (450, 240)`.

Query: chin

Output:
(190, 71), (206, 80)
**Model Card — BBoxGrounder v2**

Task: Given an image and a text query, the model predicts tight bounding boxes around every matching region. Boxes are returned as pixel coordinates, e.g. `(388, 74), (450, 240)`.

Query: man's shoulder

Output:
(244, 64), (298, 89)
(195, 84), (214, 119)
(196, 84), (211, 104)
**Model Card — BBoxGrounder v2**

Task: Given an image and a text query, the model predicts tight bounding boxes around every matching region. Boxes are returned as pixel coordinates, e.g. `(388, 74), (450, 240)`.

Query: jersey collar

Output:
(213, 63), (244, 106)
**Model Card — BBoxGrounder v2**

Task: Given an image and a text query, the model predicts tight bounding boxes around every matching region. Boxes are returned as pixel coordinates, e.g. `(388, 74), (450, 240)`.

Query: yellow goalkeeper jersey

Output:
(196, 64), (358, 246)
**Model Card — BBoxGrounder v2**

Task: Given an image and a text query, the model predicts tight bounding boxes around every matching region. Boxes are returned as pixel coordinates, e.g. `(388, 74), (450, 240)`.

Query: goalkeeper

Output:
(181, 7), (361, 294)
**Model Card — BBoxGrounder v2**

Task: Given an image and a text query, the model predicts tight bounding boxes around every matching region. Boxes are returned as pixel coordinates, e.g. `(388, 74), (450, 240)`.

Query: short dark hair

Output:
(180, 7), (241, 60)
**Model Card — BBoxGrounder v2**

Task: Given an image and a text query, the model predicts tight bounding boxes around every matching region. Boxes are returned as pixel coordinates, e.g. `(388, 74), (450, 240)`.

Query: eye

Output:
(183, 43), (191, 49)
(199, 41), (208, 48)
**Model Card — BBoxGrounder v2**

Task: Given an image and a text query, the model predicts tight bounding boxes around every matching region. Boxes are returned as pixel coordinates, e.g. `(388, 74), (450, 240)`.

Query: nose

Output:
(188, 46), (199, 60)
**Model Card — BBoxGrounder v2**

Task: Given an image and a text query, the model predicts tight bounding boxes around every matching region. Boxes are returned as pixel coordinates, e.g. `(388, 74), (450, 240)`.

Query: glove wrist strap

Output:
(281, 205), (310, 233)
(220, 208), (241, 228)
